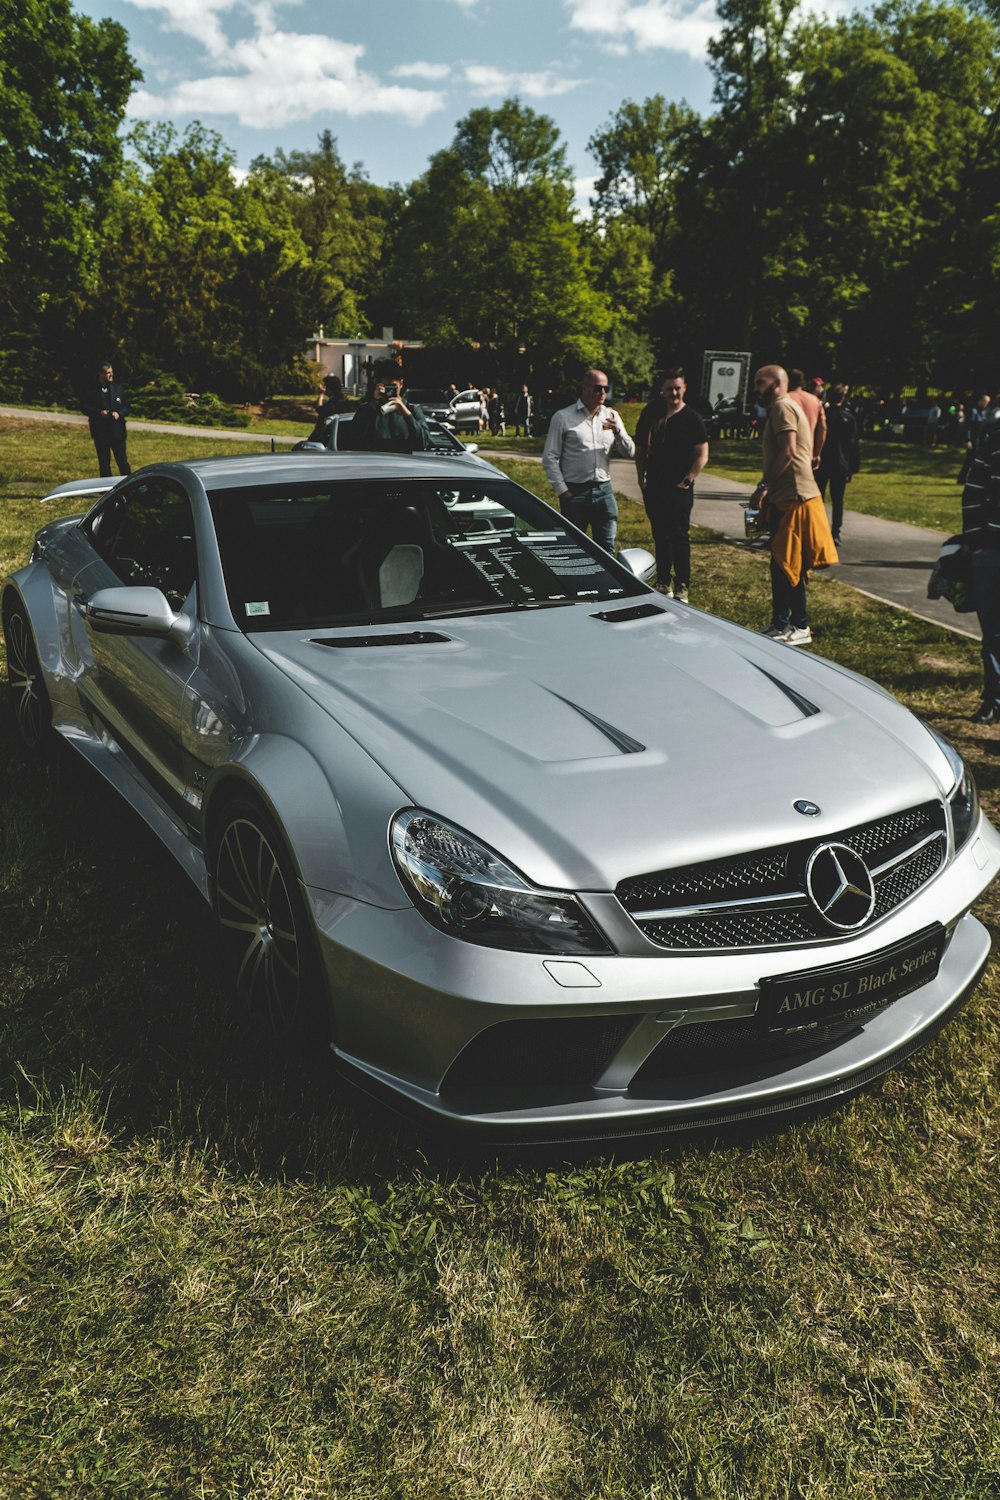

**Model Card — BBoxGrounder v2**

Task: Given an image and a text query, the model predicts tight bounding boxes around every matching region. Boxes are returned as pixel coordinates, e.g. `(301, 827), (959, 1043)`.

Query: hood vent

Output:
(591, 602), (668, 623)
(550, 693), (646, 754)
(311, 631), (452, 649)
(750, 662), (821, 718)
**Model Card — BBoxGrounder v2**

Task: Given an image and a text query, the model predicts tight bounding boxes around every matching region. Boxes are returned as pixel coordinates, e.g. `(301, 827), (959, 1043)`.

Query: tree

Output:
(382, 99), (611, 383)
(248, 132), (397, 338)
(91, 123), (322, 399)
(0, 0), (139, 397)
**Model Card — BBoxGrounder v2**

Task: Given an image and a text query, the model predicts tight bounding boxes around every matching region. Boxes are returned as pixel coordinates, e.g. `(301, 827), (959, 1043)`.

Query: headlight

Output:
(390, 810), (610, 954)
(928, 727), (979, 850)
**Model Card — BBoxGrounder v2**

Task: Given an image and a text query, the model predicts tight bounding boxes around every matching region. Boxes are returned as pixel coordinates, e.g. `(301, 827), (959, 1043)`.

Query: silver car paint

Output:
(7, 450), (1000, 1140)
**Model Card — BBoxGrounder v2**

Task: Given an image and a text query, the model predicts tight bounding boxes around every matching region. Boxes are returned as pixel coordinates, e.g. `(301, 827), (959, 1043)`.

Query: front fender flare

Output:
(202, 732), (411, 910)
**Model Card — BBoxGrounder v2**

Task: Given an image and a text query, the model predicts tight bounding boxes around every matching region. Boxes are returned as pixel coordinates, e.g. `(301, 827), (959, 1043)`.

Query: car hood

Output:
(254, 604), (952, 891)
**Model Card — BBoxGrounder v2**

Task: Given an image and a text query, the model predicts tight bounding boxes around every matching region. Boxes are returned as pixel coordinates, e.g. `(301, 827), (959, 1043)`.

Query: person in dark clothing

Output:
(961, 423), (1000, 724)
(634, 368), (709, 602)
(307, 373), (347, 443)
(348, 367), (431, 453)
(816, 384), (861, 543)
(81, 360), (131, 477)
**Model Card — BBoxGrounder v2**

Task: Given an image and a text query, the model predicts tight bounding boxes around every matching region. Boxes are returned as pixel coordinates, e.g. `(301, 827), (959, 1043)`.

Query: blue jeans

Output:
(560, 480), (617, 554)
(972, 549), (1000, 709)
(770, 555), (808, 630)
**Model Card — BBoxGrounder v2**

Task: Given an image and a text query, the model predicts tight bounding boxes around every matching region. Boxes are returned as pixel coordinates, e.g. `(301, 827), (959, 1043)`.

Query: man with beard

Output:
(634, 368), (709, 602)
(750, 364), (838, 646)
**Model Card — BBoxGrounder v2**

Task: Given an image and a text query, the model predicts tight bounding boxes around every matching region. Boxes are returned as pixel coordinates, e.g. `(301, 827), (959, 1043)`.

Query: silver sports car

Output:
(4, 450), (998, 1141)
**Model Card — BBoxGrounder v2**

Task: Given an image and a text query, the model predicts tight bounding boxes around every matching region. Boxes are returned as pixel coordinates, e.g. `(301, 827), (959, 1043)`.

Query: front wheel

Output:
(211, 798), (328, 1049)
(3, 598), (52, 754)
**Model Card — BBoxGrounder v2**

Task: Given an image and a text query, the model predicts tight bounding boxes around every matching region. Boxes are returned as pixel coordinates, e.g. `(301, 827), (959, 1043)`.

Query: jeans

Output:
(972, 549), (1000, 710)
(560, 479), (617, 554)
(644, 486), (694, 587)
(770, 555), (808, 630)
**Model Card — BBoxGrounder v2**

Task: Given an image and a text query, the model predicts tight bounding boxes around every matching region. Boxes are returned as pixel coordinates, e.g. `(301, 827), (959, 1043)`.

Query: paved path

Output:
(1, 406), (975, 640)
(0, 404), (297, 446)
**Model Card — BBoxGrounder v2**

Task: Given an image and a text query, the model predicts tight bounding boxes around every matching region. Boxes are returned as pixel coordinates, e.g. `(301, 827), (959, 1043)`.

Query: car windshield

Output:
(208, 478), (646, 631)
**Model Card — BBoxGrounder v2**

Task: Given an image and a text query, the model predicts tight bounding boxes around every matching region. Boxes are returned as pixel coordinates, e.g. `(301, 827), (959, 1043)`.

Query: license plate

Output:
(758, 925), (945, 1034)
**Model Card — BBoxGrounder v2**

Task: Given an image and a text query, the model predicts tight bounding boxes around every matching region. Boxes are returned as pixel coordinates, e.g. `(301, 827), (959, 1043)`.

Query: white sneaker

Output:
(674, 584), (689, 603)
(778, 626), (812, 646)
(661, 585), (674, 599)
(760, 622), (786, 637)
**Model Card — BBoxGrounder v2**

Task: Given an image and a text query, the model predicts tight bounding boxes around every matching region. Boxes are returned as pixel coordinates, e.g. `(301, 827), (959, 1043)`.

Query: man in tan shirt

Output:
(749, 364), (838, 646)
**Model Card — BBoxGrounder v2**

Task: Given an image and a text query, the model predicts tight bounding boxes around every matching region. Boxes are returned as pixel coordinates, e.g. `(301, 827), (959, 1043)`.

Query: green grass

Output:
(1, 421), (999, 1497)
(708, 437), (967, 534)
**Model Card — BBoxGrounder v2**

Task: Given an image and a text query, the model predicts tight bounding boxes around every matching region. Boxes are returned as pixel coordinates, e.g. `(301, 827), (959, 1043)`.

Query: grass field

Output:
(1, 419), (999, 1498)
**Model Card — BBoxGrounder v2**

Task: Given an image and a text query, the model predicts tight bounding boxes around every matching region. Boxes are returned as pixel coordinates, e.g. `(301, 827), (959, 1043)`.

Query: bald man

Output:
(542, 369), (635, 554)
(750, 364), (838, 646)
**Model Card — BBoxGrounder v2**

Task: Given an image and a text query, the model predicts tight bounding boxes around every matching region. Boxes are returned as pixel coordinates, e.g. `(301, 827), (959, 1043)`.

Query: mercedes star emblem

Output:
(794, 799), (821, 816)
(805, 842), (876, 931)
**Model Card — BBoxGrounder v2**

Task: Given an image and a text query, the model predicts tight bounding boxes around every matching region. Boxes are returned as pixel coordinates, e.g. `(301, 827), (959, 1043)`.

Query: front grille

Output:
(442, 1015), (635, 1096)
(617, 801), (945, 952)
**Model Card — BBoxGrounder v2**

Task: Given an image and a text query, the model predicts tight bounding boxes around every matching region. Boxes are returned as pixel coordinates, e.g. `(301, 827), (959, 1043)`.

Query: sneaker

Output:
(777, 626), (812, 646)
(675, 584), (689, 603)
(661, 585), (674, 599)
(760, 622), (787, 638)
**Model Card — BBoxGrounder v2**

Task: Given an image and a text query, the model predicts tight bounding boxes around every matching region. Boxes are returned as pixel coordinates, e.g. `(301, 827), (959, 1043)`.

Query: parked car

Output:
(6, 450), (999, 1142)
(295, 410), (481, 459)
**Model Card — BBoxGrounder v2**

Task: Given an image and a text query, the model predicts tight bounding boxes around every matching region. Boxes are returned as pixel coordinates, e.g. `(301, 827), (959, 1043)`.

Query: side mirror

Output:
(463, 442), (479, 454)
(617, 547), (657, 584)
(86, 585), (194, 650)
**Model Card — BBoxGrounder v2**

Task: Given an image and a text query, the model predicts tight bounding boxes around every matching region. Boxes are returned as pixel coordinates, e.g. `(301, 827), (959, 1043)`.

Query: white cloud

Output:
(567, 0), (720, 62)
(122, 8), (446, 128)
(392, 61), (453, 81)
(464, 64), (582, 99)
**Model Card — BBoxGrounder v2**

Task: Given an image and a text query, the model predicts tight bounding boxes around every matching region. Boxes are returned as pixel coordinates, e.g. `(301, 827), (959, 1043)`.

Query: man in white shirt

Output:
(542, 369), (635, 554)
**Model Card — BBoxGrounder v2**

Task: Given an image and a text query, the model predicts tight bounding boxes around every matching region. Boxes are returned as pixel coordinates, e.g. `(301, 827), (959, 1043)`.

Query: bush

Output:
(130, 374), (250, 428)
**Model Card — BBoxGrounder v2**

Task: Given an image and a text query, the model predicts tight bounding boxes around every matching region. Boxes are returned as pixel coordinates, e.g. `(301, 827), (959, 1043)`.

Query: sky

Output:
(69, 0), (747, 209)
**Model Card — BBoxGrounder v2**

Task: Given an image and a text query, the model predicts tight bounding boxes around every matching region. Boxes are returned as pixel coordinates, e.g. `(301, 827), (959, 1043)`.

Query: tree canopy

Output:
(4, 0), (998, 400)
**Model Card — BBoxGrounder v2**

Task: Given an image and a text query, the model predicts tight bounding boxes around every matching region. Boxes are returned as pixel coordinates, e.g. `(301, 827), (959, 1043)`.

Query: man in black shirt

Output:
(816, 384), (860, 543)
(634, 368), (709, 602)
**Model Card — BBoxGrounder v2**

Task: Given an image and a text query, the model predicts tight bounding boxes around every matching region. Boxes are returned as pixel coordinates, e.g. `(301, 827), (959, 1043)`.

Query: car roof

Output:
(158, 449), (501, 491)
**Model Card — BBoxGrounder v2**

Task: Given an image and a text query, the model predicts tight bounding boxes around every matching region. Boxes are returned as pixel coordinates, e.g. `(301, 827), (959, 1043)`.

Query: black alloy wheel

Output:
(212, 798), (326, 1046)
(4, 601), (52, 753)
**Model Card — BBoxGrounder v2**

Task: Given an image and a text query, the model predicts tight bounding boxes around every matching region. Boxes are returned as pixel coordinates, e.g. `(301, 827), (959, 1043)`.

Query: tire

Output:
(211, 797), (328, 1049)
(3, 598), (53, 754)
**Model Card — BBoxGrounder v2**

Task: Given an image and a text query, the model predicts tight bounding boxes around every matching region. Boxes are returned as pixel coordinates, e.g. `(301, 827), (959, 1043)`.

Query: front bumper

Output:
(307, 821), (1000, 1141)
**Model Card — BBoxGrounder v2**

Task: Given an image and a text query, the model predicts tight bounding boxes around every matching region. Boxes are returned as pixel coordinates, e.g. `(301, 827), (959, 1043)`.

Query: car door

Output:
(72, 474), (200, 814)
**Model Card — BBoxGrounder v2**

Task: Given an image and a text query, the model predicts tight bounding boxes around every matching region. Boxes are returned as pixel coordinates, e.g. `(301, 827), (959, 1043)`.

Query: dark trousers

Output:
(972, 550), (1000, 710)
(770, 555), (808, 630)
(89, 417), (131, 478)
(560, 480), (617, 554)
(644, 486), (694, 587)
(819, 472), (847, 538)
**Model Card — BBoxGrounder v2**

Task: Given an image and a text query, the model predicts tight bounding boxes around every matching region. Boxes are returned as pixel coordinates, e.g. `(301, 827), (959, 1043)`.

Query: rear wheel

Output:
(3, 598), (52, 754)
(211, 798), (328, 1049)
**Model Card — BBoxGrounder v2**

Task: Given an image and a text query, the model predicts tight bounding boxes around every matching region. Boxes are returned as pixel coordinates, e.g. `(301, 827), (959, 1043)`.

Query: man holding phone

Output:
(542, 369), (635, 554)
(349, 365), (430, 452)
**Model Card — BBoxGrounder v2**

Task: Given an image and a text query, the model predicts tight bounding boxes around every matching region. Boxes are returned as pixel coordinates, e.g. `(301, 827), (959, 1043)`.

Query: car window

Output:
(82, 477), (197, 608)
(208, 478), (646, 631)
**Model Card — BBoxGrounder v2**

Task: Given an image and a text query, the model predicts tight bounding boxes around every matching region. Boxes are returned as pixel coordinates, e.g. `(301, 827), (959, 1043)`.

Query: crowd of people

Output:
(78, 352), (999, 730)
